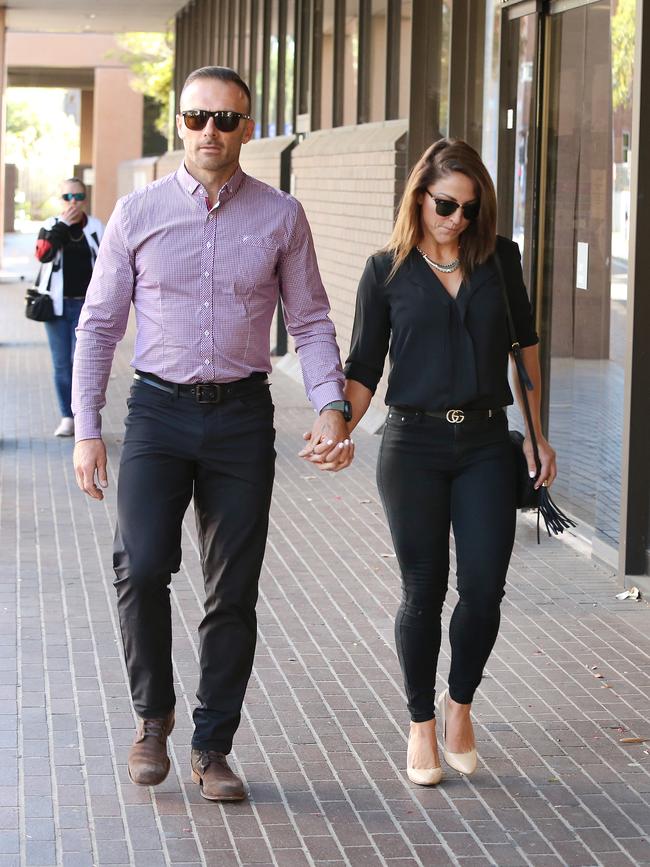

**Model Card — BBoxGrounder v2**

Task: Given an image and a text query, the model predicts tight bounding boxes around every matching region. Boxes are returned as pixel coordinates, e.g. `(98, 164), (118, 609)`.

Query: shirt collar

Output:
(176, 162), (246, 205)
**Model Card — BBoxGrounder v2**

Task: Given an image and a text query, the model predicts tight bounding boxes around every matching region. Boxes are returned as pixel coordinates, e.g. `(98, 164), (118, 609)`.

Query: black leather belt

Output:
(390, 406), (504, 424)
(134, 369), (268, 404)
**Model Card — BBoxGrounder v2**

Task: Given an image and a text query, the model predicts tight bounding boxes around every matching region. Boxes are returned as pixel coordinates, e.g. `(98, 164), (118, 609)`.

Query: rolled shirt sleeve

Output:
(500, 239), (539, 349)
(344, 256), (391, 393)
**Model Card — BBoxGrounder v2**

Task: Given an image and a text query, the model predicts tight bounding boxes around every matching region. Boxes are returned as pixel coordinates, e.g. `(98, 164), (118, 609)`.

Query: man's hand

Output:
(298, 410), (354, 472)
(74, 438), (109, 500)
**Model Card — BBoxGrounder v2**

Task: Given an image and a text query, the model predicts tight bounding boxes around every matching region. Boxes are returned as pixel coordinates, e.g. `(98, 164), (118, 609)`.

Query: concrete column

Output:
(0, 8), (7, 266)
(92, 67), (143, 223)
(620, 0), (650, 581)
(80, 89), (94, 164)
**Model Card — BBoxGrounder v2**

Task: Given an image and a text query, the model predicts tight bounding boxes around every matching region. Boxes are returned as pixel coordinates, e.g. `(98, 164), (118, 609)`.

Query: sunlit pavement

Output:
(2, 247), (650, 866)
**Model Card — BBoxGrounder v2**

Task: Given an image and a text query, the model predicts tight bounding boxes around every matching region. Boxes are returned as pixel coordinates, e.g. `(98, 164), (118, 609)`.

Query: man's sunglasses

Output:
(181, 110), (252, 132)
(426, 190), (480, 221)
(62, 192), (86, 202)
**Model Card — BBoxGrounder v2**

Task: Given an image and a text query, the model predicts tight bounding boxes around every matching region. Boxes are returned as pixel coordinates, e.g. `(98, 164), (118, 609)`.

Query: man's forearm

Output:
(72, 331), (120, 441)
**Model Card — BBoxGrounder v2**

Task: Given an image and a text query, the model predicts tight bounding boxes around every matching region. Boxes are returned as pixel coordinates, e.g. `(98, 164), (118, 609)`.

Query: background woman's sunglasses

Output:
(426, 190), (480, 221)
(62, 192), (86, 202)
(182, 110), (252, 132)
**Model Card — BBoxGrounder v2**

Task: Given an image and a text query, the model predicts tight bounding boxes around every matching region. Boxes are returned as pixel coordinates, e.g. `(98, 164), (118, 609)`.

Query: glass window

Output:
(268, 0), (279, 136)
(543, 0), (633, 550)
(438, 0), (451, 136)
(253, 1), (264, 136)
(369, 0), (387, 122)
(398, 0), (412, 119)
(284, 0), (296, 134)
(343, 3), (359, 126)
(482, 0), (501, 185)
(320, 0), (334, 129)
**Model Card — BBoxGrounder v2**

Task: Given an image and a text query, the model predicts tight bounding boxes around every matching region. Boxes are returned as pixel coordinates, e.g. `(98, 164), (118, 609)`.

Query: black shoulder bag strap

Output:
(493, 250), (576, 538)
(493, 251), (540, 474)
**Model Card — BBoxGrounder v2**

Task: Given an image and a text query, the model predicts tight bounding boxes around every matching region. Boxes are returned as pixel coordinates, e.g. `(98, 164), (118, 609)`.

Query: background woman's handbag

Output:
(493, 253), (576, 541)
(25, 268), (56, 322)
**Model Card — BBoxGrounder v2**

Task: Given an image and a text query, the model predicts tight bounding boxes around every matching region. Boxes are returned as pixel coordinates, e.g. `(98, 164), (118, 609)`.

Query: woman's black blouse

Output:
(344, 235), (538, 411)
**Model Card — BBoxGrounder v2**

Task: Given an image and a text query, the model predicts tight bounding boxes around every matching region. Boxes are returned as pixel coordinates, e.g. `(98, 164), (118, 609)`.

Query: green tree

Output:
(6, 88), (81, 220)
(111, 30), (175, 144)
(612, 0), (635, 111)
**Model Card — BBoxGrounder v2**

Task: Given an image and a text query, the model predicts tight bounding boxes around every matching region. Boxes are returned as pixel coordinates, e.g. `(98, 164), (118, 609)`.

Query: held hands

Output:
(523, 433), (557, 490)
(73, 439), (109, 500)
(298, 410), (354, 472)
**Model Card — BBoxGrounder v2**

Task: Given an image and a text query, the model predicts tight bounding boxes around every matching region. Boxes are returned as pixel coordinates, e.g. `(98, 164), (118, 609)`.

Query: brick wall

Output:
(153, 135), (296, 187)
(155, 149), (183, 179)
(239, 135), (295, 189)
(292, 120), (409, 426)
(117, 157), (157, 199)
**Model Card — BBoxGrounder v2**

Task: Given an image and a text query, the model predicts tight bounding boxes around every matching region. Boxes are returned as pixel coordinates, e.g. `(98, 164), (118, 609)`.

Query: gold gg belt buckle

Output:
(445, 409), (465, 423)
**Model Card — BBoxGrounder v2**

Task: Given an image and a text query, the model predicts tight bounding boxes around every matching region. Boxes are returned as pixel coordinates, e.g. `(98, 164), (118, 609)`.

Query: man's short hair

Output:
(65, 177), (87, 194)
(180, 67), (252, 113)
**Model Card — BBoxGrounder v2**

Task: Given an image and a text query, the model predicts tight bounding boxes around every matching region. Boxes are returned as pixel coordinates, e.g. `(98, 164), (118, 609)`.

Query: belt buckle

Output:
(446, 409), (465, 423)
(195, 384), (222, 404)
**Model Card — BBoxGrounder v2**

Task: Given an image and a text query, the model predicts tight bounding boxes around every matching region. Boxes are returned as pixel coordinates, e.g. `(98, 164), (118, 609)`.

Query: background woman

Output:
(323, 139), (556, 784)
(35, 178), (103, 436)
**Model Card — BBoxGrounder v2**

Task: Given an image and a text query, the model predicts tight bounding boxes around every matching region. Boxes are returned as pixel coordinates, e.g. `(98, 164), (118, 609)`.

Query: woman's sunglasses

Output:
(181, 110), (252, 133)
(62, 192), (86, 202)
(426, 190), (480, 221)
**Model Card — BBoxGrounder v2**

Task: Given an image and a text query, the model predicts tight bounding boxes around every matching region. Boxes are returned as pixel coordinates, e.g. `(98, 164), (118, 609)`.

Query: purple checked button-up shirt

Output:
(72, 163), (345, 440)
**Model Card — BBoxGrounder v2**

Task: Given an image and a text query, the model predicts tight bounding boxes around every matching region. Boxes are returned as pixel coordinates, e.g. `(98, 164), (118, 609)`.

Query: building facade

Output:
(165, 0), (649, 582)
(6, 32), (145, 224)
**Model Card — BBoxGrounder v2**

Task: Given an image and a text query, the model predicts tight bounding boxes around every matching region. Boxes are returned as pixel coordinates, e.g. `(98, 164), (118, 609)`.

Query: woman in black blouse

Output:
(340, 139), (555, 784)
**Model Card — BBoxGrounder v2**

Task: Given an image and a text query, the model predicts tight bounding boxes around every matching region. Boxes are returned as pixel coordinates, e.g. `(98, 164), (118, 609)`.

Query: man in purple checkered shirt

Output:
(72, 66), (354, 801)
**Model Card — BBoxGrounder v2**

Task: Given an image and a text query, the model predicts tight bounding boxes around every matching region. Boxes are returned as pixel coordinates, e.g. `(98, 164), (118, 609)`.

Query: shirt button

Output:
(208, 213), (214, 220)
(206, 242), (211, 248)
(204, 330), (210, 336)
(204, 301), (209, 307)
(204, 359), (210, 365)
(204, 271), (209, 278)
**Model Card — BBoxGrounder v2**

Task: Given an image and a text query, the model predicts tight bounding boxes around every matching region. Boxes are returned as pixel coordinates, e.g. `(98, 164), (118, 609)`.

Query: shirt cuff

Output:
(310, 381), (345, 414)
(73, 411), (102, 442)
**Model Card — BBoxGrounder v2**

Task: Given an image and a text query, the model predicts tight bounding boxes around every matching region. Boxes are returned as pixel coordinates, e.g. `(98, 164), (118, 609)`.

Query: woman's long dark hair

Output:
(385, 138), (497, 279)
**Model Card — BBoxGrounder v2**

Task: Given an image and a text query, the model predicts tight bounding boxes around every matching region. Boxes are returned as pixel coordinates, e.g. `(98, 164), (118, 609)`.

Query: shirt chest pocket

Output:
(226, 236), (279, 296)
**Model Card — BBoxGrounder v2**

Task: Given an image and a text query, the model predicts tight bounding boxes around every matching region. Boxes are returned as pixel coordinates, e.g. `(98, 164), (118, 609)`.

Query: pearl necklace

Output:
(416, 246), (460, 274)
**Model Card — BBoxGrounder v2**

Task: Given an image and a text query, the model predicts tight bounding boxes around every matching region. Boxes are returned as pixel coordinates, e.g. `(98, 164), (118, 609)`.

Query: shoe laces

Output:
(197, 749), (227, 772)
(141, 717), (168, 742)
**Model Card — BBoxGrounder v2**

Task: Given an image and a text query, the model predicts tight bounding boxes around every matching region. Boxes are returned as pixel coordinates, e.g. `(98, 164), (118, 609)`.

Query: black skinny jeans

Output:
(377, 408), (516, 721)
(113, 379), (276, 753)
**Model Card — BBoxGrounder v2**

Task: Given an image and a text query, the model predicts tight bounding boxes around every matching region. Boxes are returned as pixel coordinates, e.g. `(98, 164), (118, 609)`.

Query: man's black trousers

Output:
(113, 379), (276, 753)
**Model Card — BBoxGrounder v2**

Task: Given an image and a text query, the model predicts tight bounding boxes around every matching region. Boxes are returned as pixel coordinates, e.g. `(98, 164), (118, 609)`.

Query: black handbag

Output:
(25, 268), (56, 322)
(493, 253), (576, 541)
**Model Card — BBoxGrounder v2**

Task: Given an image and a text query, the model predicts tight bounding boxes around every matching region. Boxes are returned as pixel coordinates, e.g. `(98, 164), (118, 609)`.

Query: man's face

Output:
(176, 78), (254, 179)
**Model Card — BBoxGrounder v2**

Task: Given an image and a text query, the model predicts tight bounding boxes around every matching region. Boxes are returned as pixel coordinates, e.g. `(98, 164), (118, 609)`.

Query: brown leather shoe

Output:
(127, 710), (175, 786)
(191, 749), (246, 801)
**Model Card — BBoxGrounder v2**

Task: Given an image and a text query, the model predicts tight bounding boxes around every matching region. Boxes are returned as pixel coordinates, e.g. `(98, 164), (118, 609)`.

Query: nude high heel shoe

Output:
(406, 728), (443, 786)
(436, 688), (478, 775)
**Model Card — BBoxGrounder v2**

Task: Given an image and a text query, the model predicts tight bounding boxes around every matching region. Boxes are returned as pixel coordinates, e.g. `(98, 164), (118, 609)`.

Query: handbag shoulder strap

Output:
(493, 249), (541, 473)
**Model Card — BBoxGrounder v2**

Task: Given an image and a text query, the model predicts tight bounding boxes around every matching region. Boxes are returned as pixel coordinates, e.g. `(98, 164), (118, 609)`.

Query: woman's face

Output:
(61, 181), (87, 214)
(418, 171), (478, 247)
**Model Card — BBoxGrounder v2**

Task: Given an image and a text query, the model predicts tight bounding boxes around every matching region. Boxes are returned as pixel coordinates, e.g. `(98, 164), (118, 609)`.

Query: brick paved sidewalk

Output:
(2, 278), (650, 867)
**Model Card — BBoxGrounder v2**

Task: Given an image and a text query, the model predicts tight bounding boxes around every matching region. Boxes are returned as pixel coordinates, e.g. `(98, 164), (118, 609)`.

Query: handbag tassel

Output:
(536, 487), (577, 543)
